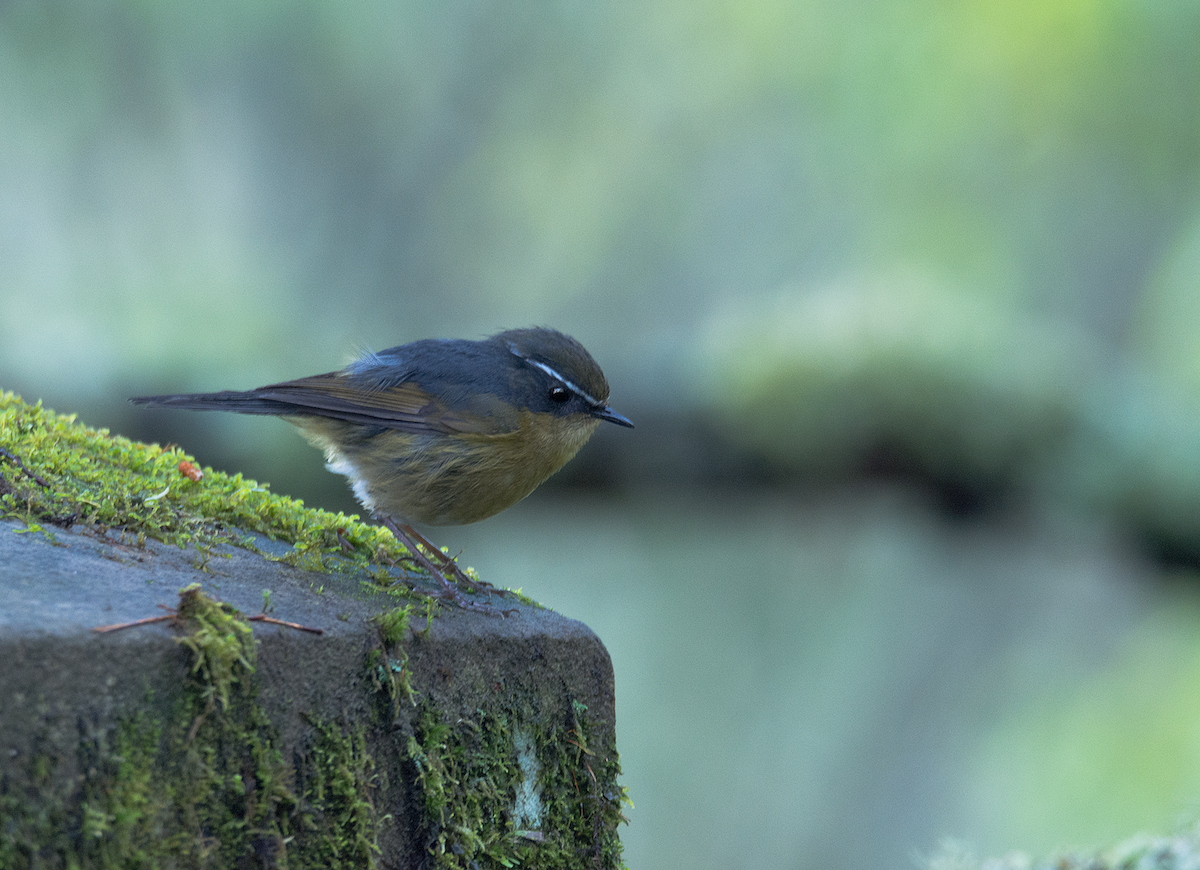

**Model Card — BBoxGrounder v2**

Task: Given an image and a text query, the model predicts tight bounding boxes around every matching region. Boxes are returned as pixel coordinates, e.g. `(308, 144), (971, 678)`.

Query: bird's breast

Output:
(290, 411), (601, 527)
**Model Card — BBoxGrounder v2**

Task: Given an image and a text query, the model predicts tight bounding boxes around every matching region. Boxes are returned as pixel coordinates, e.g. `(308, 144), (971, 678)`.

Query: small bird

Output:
(131, 327), (632, 612)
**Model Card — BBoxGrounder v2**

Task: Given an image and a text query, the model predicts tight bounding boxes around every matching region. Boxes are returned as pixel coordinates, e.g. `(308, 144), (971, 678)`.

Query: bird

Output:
(131, 327), (632, 612)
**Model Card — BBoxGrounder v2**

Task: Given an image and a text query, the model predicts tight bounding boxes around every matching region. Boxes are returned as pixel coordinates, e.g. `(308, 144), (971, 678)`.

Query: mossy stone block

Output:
(0, 521), (624, 869)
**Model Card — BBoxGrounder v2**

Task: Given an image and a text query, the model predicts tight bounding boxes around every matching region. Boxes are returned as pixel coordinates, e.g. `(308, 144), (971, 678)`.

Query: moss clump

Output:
(406, 700), (627, 870)
(366, 603), (422, 726)
(0, 390), (445, 596)
(174, 582), (257, 713)
(372, 603), (413, 648)
(164, 583), (298, 866)
(292, 717), (387, 870)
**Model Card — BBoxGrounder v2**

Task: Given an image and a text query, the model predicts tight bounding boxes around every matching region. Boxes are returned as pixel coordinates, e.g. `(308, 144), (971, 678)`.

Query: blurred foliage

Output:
(927, 824), (1200, 870)
(698, 275), (1200, 559)
(965, 587), (1200, 856)
(1134, 212), (1200, 393)
(699, 275), (1090, 487)
(2, 0), (1199, 392)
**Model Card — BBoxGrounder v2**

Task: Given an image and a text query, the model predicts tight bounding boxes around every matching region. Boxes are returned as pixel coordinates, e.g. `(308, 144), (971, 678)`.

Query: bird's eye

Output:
(549, 386), (571, 404)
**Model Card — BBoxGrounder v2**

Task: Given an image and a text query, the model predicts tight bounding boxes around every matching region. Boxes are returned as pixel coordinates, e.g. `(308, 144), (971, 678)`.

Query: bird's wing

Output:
(253, 373), (520, 436)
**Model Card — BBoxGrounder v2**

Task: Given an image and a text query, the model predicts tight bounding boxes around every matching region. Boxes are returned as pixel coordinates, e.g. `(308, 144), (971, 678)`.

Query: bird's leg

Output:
(398, 523), (506, 597)
(376, 514), (514, 616)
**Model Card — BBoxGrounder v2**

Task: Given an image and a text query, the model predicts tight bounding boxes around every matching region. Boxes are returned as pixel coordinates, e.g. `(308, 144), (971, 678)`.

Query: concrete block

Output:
(0, 520), (624, 868)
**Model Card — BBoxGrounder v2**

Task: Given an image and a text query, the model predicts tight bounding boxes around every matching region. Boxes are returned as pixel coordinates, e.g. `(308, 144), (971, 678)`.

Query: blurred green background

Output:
(5, 1), (1200, 867)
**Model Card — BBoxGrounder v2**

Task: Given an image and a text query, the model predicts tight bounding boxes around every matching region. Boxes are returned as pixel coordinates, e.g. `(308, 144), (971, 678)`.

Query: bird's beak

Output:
(592, 404), (634, 428)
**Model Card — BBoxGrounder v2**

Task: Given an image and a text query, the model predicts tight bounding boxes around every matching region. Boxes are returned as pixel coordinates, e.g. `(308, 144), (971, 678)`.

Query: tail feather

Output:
(129, 391), (299, 416)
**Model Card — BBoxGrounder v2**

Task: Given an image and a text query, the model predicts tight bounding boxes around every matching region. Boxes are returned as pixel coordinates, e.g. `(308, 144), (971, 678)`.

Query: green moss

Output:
(372, 603), (413, 648)
(366, 603), (420, 726)
(0, 736), (73, 868)
(174, 582), (256, 713)
(406, 700), (627, 869)
(532, 700), (628, 870)
(362, 599), (628, 869)
(292, 717), (387, 870)
(0, 390), (447, 601)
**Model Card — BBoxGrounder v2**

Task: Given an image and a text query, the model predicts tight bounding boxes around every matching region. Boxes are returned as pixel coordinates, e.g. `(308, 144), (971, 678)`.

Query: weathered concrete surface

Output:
(0, 519), (621, 868)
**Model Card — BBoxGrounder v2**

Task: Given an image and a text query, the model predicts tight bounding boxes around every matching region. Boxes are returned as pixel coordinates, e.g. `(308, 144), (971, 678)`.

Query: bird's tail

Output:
(129, 390), (298, 416)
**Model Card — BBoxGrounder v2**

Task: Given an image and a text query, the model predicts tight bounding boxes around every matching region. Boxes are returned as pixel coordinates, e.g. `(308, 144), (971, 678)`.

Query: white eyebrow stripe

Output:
(511, 348), (605, 407)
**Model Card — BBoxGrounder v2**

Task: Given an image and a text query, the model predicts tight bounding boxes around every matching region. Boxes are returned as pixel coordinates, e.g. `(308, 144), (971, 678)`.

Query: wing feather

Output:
(252, 373), (519, 435)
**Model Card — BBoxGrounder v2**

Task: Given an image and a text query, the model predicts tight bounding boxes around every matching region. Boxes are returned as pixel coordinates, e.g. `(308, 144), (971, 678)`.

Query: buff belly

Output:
(287, 412), (601, 527)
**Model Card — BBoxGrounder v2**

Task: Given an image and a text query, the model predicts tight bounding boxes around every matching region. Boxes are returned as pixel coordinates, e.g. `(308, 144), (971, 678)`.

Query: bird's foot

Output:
(377, 515), (518, 616)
